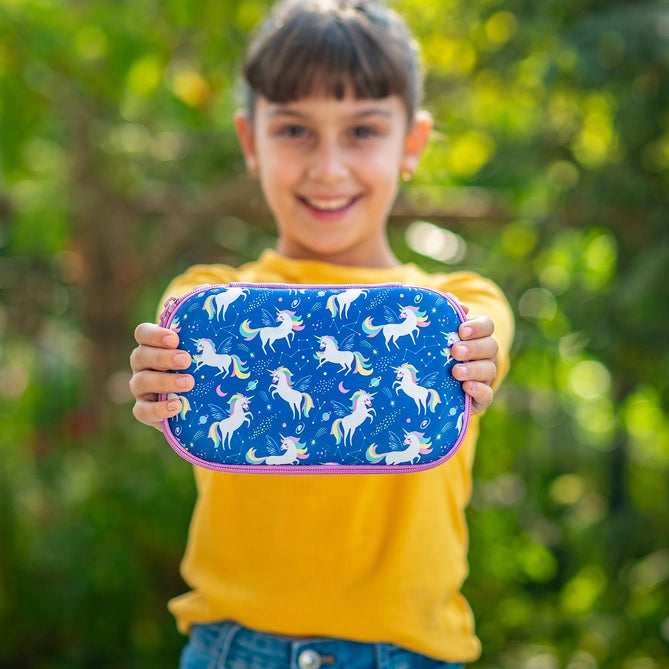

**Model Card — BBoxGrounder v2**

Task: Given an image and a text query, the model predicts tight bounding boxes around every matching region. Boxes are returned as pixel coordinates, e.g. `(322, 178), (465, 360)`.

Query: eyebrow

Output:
(267, 106), (394, 120)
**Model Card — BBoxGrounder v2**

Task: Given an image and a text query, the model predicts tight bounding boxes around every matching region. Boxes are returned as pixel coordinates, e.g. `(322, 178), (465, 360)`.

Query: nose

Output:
(307, 137), (348, 182)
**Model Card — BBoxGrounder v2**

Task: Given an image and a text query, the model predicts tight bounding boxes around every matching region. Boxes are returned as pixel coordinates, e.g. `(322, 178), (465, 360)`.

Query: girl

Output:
(129, 1), (514, 667)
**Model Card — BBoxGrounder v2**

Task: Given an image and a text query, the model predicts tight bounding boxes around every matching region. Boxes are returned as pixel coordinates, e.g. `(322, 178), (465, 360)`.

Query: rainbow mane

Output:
(415, 308), (430, 326)
(405, 430), (433, 454)
(350, 390), (373, 407)
(400, 363), (419, 381)
(284, 436), (308, 457)
(285, 311), (304, 330)
(228, 393), (245, 406)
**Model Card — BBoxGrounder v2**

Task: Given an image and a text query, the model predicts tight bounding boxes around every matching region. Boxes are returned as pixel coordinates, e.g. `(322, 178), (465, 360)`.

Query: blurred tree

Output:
(0, 0), (667, 667)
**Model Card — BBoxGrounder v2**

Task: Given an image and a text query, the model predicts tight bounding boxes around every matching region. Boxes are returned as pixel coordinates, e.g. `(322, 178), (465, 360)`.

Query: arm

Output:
(129, 323), (194, 430)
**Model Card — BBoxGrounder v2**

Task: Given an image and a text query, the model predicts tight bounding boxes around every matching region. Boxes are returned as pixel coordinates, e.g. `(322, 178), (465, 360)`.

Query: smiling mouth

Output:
(300, 196), (359, 212)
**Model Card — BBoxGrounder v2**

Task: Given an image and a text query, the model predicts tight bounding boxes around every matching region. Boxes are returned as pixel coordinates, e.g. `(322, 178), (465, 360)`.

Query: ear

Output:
(401, 110), (433, 177)
(234, 109), (259, 177)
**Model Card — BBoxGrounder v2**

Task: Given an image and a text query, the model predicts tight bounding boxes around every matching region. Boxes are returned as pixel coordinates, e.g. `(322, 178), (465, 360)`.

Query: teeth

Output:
(306, 197), (352, 210)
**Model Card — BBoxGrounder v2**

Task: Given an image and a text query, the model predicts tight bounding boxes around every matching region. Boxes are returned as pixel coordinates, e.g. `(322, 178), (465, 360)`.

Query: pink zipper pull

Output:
(159, 297), (180, 327)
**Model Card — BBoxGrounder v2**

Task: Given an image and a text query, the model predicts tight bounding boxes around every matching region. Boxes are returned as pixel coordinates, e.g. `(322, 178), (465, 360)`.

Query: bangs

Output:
(243, 4), (419, 117)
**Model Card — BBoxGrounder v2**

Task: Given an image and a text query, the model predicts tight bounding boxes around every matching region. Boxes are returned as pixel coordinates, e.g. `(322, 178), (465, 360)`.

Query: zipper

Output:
(160, 282), (466, 327)
(158, 285), (224, 327)
(159, 297), (180, 327)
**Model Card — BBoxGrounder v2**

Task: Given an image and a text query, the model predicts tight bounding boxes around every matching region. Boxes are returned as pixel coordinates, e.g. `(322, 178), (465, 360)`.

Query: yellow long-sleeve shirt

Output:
(163, 250), (514, 663)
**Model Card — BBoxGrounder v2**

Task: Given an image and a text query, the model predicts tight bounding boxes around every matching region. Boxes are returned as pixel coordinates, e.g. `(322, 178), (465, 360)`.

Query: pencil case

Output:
(158, 282), (470, 474)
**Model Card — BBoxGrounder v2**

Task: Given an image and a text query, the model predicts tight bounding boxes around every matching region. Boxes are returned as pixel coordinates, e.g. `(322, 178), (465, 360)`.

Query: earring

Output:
(247, 165), (259, 180)
(401, 170), (413, 183)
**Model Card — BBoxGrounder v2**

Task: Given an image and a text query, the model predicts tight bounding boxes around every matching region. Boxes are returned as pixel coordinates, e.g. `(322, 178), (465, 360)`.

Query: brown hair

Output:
(242, 0), (423, 122)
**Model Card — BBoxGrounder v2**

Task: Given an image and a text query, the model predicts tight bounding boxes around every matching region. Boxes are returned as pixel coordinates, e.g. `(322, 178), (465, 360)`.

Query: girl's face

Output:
(235, 92), (432, 268)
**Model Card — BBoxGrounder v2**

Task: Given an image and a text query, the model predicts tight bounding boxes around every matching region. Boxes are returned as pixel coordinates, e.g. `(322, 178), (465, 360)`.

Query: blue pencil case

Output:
(158, 282), (470, 474)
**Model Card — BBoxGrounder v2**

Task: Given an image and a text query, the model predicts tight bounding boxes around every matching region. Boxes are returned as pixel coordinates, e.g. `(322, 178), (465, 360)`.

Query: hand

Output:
(450, 310), (499, 415)
(129, 323), (194, 430)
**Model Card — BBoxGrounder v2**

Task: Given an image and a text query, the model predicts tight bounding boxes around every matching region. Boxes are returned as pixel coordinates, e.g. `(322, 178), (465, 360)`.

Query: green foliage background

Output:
(1, 0), (668, 667)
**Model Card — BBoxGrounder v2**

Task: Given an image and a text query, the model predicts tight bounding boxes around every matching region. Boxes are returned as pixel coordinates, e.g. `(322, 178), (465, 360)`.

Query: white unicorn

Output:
(192, 338), (250, 378)
(239, 309), (304, 353)
(393, 363), (441, 413)
(441, 331), (461, 364)
(366, 430), (433, 465)
(203, 287), (248, 320)
(326, 289), (367, 318)
(208, 393), (253, 449)
(362, 305), (430, 350)
(246, 435), (309, 466)
(314, 335), (373, 375)
(331, 390), (375, 446)
(269, 367), (314, 419)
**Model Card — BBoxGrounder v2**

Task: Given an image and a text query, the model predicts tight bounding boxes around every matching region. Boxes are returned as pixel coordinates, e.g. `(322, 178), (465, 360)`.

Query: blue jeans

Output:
(180, 622), (465, 669)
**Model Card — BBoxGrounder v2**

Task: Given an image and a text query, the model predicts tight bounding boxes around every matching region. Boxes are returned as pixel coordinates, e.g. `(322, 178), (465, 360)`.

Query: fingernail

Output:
(458, 365), (469, 379)
(163, 333), (178, 347)
(176, 375), (192, 388)
(456, 345), (469, 359)
(175, 353), (189, 368)
(462, 326), (473, 339)
(167, 399), (181, 412)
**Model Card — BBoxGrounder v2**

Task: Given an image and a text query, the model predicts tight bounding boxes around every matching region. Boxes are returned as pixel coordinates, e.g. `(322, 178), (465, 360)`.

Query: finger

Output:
(134, 322), (181, 349)
(452, 360), (497, 386)
(462, 380), (494, 415)
(130, 345), (192, 373)
(450, 336), (499, 363)
(129, 369), (194, 398)
(458, 316), (494, 341)
(132, 397), (184, 430)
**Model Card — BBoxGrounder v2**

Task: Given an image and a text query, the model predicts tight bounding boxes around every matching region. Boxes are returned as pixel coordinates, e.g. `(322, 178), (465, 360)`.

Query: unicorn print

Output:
(441, 331), (461, 364)
(331, 390), (375, 446)
(393, 363), (442, 413)
(246, 435), (309, 466)
(366, 430), (433, 465)
(269, 367), (314, 419)
(203, 287), (248, 320)
(362, 305), (430, 350)
(314, 335), (373, 375)
(208, 393), (253, 449)
(192, 338), (250, 378)
(326, 289), (367, 318)
(239, 309), (304, 353)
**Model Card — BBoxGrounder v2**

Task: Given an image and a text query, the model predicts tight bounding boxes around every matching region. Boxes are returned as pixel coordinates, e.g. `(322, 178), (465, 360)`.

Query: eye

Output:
(350, 125), (378, 139)
(278, 124), (309, 139)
